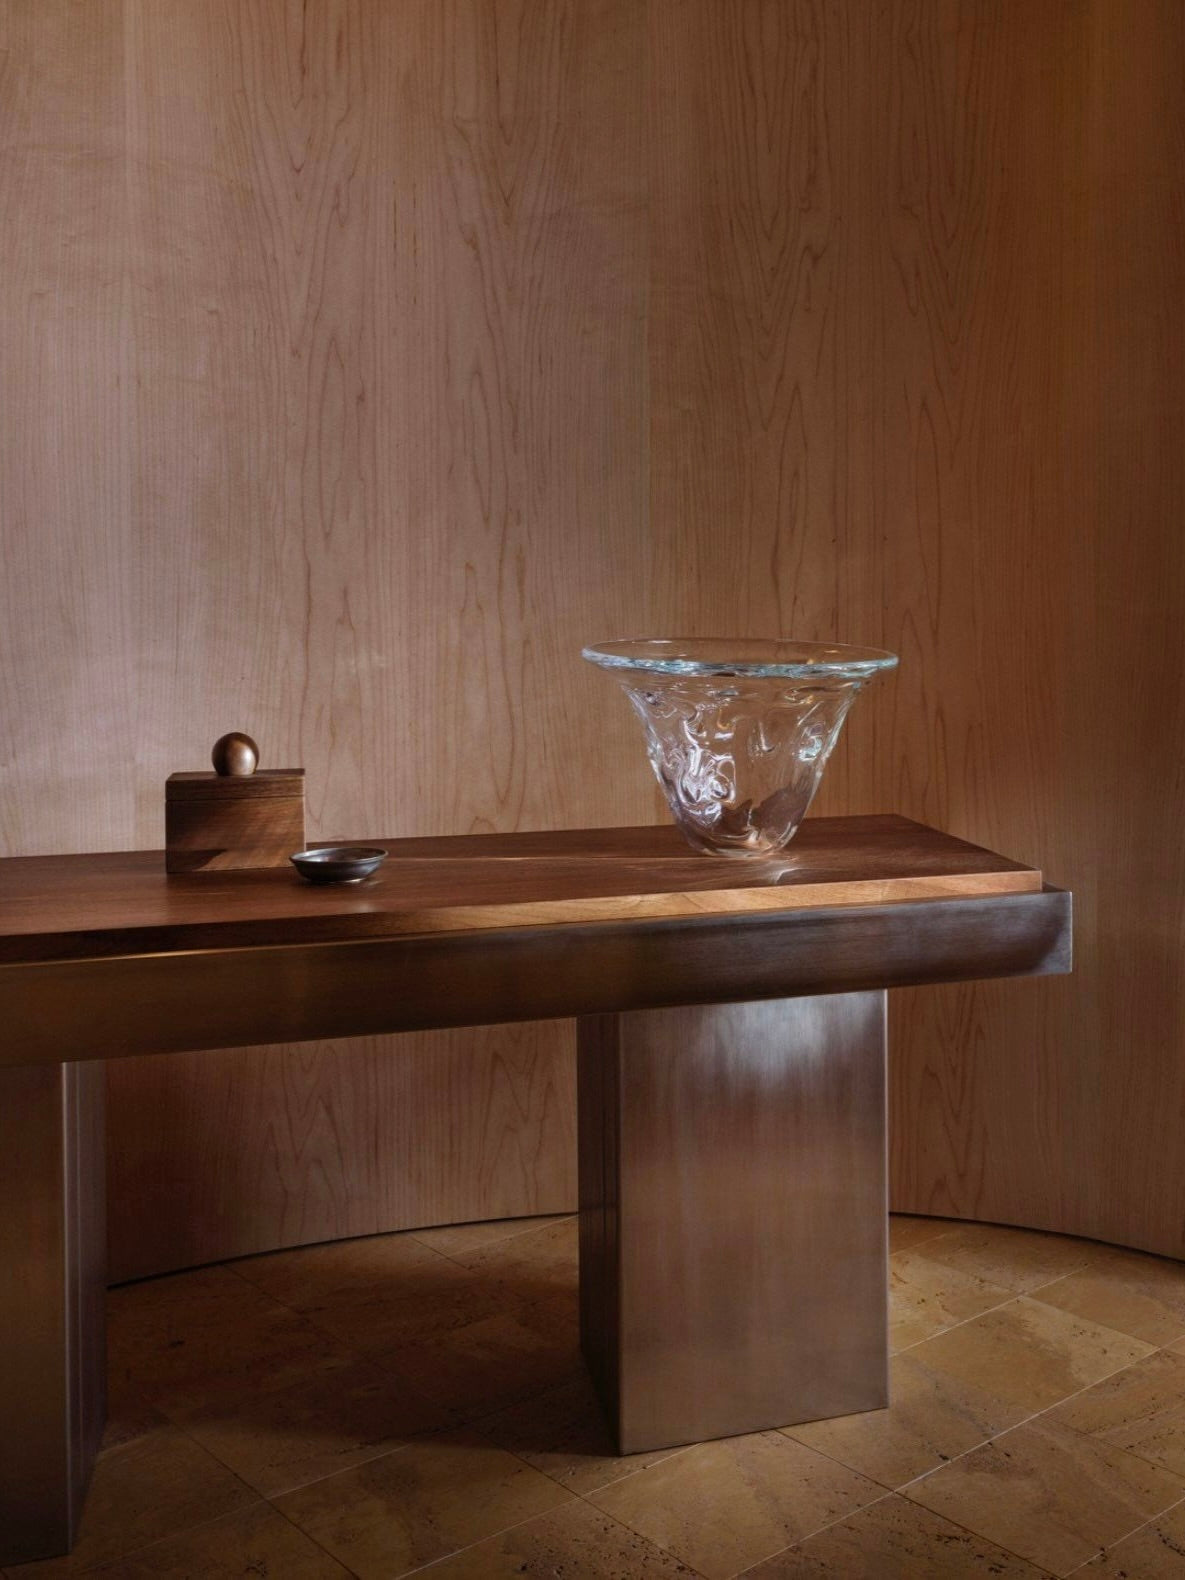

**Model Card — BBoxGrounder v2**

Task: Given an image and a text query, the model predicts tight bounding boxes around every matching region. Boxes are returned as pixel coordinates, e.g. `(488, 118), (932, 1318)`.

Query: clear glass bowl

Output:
(583, 638), (898, 859)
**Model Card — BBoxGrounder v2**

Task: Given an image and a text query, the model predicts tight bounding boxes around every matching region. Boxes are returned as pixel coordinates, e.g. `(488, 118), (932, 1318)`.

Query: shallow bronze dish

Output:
(289, 846), (387, 884)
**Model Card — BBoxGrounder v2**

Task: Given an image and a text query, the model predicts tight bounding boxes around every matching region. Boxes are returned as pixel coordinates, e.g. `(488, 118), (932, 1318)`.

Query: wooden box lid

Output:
(165, 769), (305, 802)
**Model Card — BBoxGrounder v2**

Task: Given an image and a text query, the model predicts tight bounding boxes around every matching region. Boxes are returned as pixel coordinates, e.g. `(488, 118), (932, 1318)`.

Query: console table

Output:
(0, 815), (1070, 1563)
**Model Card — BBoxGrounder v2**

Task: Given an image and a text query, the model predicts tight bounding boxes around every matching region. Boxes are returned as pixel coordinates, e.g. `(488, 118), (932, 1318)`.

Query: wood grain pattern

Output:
(0, 817), (1068, 1076)
(1082, 2), (1185, 1254)
(1, 0), (646, 1276)
(650, 1), (1185, 1256)
(862, 1), (1092, 1242)
(870, 2), (1185, 1252)
(0, 817), (1041, 962)
(106, 1026), (576, 1282)
(164, 769), (306, 872)
(0, 885), (1071, 1072)
(0, 0), (1181, 1272)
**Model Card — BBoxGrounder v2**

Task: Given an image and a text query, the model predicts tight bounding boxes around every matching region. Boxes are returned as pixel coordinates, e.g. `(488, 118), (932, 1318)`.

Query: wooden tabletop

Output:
(0, 815), (1068, 1068)
(0, 815), (1041, 965)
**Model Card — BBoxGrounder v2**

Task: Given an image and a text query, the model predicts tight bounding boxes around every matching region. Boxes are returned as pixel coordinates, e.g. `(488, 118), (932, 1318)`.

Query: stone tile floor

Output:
(8, 1213), (1185, 1577)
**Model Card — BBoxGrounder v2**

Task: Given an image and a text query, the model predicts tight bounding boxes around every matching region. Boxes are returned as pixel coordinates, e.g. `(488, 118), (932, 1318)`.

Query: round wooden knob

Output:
(211, 732), (259, 777)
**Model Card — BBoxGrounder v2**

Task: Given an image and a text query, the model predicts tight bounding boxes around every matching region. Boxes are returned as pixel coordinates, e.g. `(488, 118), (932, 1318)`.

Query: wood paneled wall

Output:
(2, 1), (1182, 1276)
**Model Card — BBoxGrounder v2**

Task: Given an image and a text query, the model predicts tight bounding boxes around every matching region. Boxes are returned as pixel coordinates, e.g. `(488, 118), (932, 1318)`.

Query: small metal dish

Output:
(290, 846), (388, 884)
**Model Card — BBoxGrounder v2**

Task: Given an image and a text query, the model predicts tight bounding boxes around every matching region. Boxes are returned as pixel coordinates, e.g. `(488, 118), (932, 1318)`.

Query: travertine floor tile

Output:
(20, 1218), (1185, 1580)
(906, 1418), (1185, 1575)
(901, 1296), (1153, 1422)
(415, 1498), (702, 1577)
(7, 1428), (255, 1578)
(744, 1492), (1048, 1577)
(1032, 1248), (1185, 1346)
(445, 1216), (579, 1301)
(77, 1501), (353, 1578)
(889, 1247), (1014, 1349)
(412, 1214), (574, 1258)
(273, 1428), (571, 1578)
(107, 1265), (354, 1418)
(590, 1430), (883, 1580)
(380, 1294), (583, 1417)
(1043, 1348), (1185, 1478)
(233, 1233), (507, 1351)
(1074, 1498), (1185, 1575)
(183, 1357), (453, 1496)
(915, 1222), (1097, 1293)
(477, 1374), (689, 1494)
(783, 1347), (1015, 1488)
(888, 1215), (961, 1253)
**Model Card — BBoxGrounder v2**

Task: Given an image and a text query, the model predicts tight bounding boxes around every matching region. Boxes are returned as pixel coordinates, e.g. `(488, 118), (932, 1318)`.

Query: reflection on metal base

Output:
(579, 993), (888, 1453)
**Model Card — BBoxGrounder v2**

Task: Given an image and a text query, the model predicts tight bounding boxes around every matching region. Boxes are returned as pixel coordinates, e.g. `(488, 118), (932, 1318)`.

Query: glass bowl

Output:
(583, 638), (898, 859)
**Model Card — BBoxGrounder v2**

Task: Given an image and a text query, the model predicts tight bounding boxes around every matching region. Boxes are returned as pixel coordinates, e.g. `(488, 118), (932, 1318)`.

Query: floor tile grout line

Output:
(893, 1346), (1168, 1496)
(727, 1487), (901, 1579)
(1058, 1491), (1185, 1575)
(1021, 1278), (1185, 1346)
(103, 1400), (270, 1501)
(552, 1441), (698, 1498)
(61, 1497), (277, 1578)
(571, 1493), (717, 1580)
(891, 1288), (1032, 1354)
(550, 1445), (694, 1498)
(770, 1426), (899, 1497)
(460, 1400), (696, 1502)
(459, 1407), (703, 1507)
(880, 1356), (1185, 1574)
(215, 1426), (426, 1502)
(563, 1486), (720, 1580)
(729, 1483), (1063, 1580)
(881, 1501), (1064, 1579)
(86, 1226), (1185, 1579)
(889, 1234), (1185, 1360)
(892, 1281), (1159, 1362)
(993, 1349), (1185, 1487)
(409, 1214), (577, 1265)
(391, 1493), (714, 1580)
(163, 1400), (489, 1510)
(765, 1335), (1185, 1573)
(219, 1255), (386, 1322)
(568, 1436), (1051, 1580)
(393, 1506), (565, 1580)
(414, 1224), (578, 1277)
(234, 1289), (1170, 1573)
(266, 1499), (367, 1579)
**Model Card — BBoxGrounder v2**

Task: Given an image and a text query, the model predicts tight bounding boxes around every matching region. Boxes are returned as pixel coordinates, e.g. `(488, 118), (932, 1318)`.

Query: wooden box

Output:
(165, 769), (305, 873)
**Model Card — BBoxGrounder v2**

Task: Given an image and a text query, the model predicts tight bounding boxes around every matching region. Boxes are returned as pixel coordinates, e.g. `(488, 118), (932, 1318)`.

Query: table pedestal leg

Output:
(0, 1062), (106, 1564)
(578, 993), (887, 1453)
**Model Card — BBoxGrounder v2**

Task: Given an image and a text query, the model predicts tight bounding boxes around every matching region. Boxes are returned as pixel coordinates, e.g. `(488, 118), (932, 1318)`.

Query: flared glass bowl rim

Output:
(582, 637), (899, 682)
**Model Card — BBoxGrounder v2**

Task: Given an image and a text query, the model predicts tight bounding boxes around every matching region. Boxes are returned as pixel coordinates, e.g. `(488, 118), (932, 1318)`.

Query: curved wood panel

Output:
(871, 2), (1185, 1254)
(106, 1026), (576, 1283)
(2, 0), (1182, 1272)
(648, 1), (1184, 1257)
(1, 0), (647, 1279)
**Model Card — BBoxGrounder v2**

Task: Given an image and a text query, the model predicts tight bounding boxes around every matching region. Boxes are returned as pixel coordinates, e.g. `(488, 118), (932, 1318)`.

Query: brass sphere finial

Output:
(211, 732), (259, 777)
